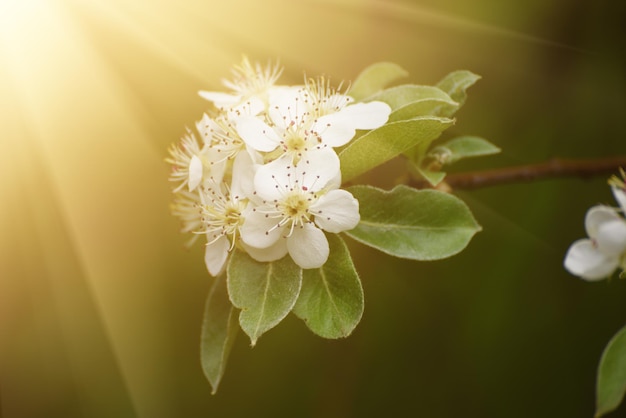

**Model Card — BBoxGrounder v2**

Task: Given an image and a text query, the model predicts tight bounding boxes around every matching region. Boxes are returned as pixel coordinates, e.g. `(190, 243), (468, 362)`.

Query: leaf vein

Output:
(358, 219), (477, 232)
(320, 267), (345, 330)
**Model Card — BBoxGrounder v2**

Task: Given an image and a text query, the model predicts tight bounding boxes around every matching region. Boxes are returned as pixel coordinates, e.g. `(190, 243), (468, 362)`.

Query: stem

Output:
(410, 156), (626, 190)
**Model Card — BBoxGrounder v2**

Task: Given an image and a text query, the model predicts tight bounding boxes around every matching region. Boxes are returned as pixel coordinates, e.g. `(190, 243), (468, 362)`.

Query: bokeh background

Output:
(1, 0), (626, 417)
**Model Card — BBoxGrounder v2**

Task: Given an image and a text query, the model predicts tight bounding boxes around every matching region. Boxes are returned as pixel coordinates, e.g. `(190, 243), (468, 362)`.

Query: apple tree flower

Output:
(197, 152), (256, 276)
(235, 77), (391, 166)
(166, 129), (227, 192)
(196, 113), (251, 163)
(240, 152), (359, 269)
(198, 57), (283, 116)
(564, 172), (626, 281)
(165, 131), (204, 192)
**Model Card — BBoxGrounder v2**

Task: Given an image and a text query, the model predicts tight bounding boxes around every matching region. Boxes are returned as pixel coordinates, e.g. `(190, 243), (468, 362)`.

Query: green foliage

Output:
(346, 185), (481, 260)
(431, 136), (501, 165)
(227, 249), (302, 346)
(436, 70), (481, 114)
(200, 274), (239, 394)
(596, 324), (626, 417)
(292, 234), (364, 339)
(348, 62), (408, 101)
(365, 85), (459, 121)
(194, 63), (492, 394)
(408, 161), (447, 187)
(397, 70), (482, 182)
(411, 136), (501, 186)
(339, 116), (454, 183)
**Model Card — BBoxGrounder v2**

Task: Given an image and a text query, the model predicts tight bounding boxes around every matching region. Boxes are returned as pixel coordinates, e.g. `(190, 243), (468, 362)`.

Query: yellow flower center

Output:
(280, 192), (311, 222)
(223, 205), (243, 227)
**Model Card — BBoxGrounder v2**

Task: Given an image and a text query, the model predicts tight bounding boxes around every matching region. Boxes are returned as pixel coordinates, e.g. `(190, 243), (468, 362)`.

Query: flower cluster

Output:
(564, 170), (626, 281)
(167, 58), (392, 275)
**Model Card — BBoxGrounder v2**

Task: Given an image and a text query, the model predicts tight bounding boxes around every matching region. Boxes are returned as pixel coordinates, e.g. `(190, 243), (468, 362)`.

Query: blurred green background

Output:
(1, 0), (625, 417)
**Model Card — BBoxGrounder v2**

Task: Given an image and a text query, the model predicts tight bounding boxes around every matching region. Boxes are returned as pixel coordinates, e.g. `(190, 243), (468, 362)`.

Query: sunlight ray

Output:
(69, 0), (237, 86)
(314, 0), (590, 54)
(0, 1), (183, 416)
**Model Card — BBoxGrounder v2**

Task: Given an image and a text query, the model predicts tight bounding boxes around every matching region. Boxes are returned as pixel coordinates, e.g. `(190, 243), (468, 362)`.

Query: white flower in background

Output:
(199, 185), (246, 276)
(240, 152), (359, 269)
(564, 171), (626, 280)
(199, 57), (283, 116)
(198, 152), (255, 276)
(166, 130), (226, 192)
(196, 113), (250, 163)
(166, 131), (203, 192)
(235, 77), (391, 165)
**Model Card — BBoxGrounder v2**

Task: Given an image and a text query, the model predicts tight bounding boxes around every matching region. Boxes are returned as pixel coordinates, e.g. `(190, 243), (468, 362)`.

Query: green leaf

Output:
(366, 85), (459, 121)
(408, 160), (447, 187)
(596, 324), (626, 417)
(349, 62), (408, 101)
(339, 116), (454, 183)
(200, 273), (239, 394)
(227, 249), (302, 346)
(436, 70), (481, 115)
(292, 234), (364, 339)
(431, 136), (501, 165)
(345, 185), (481, 260)
(389, 100), (459, 123)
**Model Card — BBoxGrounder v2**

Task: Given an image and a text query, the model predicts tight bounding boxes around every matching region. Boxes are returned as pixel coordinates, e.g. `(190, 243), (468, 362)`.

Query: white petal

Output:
(204, 235), (230, 277)
(228, 96), (265, 118)
(325, 167), (342, 191)
(298, 149), (341, 192)
(338, 101), (391, 129)
(313, 113), (356, 147)
(188, 155), (203, 191)
(596, 219), (626, 256)
(254, 150), (341, 201)
(287, 223), (329, 269)
(242, 239), (288, 262)
(236, 116), (281, 152)
(204, 148), (228, 184)
(585, 205), (621, 239)
(254, 154), (293, 201)
(198, 91), (241, 107)
(612, 186), (626, 213)
(195, 113), (218, 143)
(268, 86), (307, 127)
(240, 208), (284, 248)
(311, 189), (360, 233)
(230, 151), (257, 200)
(564, 239), (619, 280)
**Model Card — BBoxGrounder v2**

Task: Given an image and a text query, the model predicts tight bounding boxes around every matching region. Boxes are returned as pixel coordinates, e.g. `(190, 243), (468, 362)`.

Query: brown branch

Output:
(409, 155), (626, 190)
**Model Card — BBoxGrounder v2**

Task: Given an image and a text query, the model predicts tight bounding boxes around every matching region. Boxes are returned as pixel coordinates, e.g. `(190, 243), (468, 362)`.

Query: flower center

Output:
(223, 204), (243, 227)
(284, 133), (307, 153)
(280, 192), (311, 222)
(202, 198), (246, 239)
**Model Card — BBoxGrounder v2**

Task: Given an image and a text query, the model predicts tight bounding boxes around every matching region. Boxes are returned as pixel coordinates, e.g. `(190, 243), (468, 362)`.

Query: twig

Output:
(409, 156), (626, 190)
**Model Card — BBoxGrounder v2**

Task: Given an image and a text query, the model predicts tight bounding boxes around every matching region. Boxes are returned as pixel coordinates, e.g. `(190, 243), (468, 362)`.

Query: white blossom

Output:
(564, 174), (626, 281)
(168, 59), (394, 274)
(198, 152), (255, 276)
(240, 152), (359, 269)
(235, 77), (391, 166)
(166, 131), (203, 192)
(196, 113), (248, 163)
(166, 130), (226, 192)
(198, 57), (282, 116)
